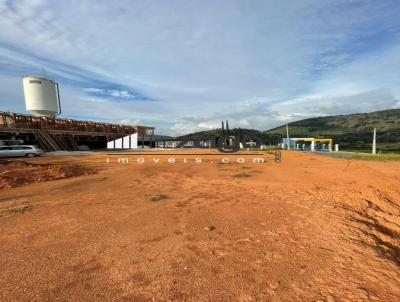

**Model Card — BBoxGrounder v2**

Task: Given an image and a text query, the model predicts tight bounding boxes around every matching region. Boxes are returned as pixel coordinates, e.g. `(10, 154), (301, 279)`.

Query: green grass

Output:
(351, 153), (400, 161)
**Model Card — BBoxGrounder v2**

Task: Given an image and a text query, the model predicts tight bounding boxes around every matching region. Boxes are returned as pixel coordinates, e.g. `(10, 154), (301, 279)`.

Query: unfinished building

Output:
(0, 111), (155, 151)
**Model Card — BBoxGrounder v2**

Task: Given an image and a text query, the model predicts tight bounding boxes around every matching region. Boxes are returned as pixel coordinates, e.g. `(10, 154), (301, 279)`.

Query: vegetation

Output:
(178, 109), (400, 152)
(1, 204), (32, 216)
(178, 128), (277, 146)
(232, 172), (251, 178)
(148, 194), (169, 202)
(350, 153), (400, 161)
(265, 109), (400, 152)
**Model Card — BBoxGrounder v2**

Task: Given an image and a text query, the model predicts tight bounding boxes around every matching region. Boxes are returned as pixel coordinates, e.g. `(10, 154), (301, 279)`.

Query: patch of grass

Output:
(9, 205), (32, 214)
(232, 172), (251, 178)
(1, 204), (32, 216)
(149, 194), (169, 202)
(351, 153), (400, 161)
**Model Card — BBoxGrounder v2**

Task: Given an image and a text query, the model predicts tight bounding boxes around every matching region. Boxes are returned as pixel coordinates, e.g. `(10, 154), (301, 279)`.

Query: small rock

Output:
(269, 281), (280, 289)
(204, 225), (216, 231)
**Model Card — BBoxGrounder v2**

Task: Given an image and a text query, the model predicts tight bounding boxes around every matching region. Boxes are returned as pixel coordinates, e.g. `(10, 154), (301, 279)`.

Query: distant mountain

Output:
(177, 109), (400, 152)
(177, 128), (272, 145)
(265, 109), (400, 151)
(177, 128), (264, 140)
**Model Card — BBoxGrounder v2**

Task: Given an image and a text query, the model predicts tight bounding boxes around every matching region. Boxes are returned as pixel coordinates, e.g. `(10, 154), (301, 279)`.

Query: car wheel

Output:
(25, 153), (37, 158)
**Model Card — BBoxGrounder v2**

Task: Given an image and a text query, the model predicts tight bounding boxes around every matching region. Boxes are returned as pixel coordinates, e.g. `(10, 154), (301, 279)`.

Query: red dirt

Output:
(0, 151), (399, 301)
(0, 160), (97, 189)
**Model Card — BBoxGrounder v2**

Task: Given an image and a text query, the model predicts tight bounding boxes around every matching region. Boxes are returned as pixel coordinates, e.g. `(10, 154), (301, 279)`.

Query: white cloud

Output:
(84, 88), (138, 99)
(0, 0), (399, 135)
(197, 122), (220, 130)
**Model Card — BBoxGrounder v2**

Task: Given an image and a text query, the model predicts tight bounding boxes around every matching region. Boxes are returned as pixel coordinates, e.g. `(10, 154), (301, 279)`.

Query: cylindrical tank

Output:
(22, 76), (60, 116)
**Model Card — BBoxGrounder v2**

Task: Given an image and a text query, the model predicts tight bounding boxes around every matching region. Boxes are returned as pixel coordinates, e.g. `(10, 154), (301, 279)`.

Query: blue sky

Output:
(0, 0), (399, 135)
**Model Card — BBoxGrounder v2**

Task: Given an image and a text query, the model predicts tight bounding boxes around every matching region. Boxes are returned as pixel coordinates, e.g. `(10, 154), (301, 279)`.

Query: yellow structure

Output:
(282, 137), (334, 152)
(302, 138), (333, 152)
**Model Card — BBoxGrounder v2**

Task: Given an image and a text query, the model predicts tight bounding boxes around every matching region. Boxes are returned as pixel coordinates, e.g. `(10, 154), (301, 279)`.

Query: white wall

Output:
(107, 133), (138, 149)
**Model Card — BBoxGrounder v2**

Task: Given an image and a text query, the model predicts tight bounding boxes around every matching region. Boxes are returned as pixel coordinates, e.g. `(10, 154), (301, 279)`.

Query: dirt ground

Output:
(0, 150), (399, 302)
(0, 159), (97, 189)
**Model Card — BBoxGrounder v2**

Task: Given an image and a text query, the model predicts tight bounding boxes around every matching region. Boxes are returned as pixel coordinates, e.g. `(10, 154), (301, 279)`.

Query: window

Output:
(29, 80), (42, 84)
(0, 147), (12, 150)
(11, 146), (31, 150)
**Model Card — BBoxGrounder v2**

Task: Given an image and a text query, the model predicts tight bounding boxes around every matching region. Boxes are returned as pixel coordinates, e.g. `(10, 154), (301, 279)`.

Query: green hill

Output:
(177, 128), (269, 144)
(177, 109), (400, 152)
(265, 109), (400, 151)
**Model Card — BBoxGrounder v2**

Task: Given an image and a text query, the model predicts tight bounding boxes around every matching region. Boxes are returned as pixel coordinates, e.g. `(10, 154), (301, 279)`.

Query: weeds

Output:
(149, 194), (169, 202)
(8, 205), (32, 214)
(232, 172), (251, 178)
(1, 204), (32, 216)
(351, 153), (400, 162)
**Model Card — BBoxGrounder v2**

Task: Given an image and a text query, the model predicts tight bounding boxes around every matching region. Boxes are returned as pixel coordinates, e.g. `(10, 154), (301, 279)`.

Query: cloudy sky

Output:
(1, 0), (399, 135)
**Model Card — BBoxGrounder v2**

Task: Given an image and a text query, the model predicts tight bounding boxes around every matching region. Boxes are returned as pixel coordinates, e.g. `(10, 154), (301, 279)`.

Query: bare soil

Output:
(0, 160), (97, 189)
(0, 150), (399, 301)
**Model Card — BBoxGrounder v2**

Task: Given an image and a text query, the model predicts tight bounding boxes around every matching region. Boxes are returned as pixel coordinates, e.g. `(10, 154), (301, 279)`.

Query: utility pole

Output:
(372, 127), (376, 154)
(226, 120), (230, 146)
(286, 124), (290, 150)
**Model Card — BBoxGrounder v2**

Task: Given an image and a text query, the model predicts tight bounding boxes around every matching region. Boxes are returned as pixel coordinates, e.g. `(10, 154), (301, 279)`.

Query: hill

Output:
(178, 109), (400, 151)
(265, 109), (400, 151)
(177, 128), (277, 147)
(177, 128), (266, 141)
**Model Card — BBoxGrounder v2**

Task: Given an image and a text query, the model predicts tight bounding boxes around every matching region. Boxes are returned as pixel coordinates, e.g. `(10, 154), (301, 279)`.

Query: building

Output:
(0, 111), (155, 151)
(281, 137), (334, 152)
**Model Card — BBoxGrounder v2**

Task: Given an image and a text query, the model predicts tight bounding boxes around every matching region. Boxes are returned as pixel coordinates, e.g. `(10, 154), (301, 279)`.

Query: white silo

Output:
(22, 76), (61, 116)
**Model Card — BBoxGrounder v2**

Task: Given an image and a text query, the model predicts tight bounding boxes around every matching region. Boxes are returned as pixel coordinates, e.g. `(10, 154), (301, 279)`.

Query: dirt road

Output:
(1, 151), (399, 301)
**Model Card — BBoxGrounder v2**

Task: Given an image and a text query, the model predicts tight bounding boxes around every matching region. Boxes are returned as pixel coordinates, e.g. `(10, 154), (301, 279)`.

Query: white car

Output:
(0, 145), (44, 157)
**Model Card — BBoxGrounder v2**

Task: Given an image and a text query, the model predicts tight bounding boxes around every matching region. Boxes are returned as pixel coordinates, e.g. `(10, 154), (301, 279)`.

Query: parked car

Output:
(0, 145), (44, 157)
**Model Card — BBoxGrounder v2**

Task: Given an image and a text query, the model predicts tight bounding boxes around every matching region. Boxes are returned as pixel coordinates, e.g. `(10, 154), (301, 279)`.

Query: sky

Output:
(0, 0), (400, 135)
